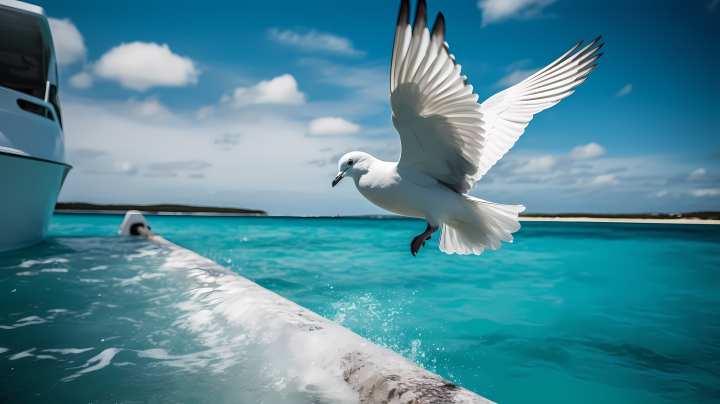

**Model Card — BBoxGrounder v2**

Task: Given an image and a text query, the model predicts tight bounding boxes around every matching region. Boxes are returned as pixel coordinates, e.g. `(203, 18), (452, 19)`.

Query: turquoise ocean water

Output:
(1, 214), (718, 403)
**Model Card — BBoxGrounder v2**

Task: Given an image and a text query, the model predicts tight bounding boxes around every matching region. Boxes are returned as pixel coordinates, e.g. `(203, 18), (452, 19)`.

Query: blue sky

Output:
(38, 0), (720, 215)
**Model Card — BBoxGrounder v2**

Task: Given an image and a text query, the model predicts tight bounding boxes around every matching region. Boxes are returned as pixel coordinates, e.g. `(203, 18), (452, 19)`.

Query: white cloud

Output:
(493, 68), (539, 88)
(308, 117), (360, 136)
(196, 106), (214, 122)
(126, 97), (172, 119)
(688, 168), (706, 181)
(654, 190), (669, 197)
(227, 74), (306, 108)
(692, 189), (720, 197)
(94, 42), (200, 91)
(48, 18), (86, 65)
(512, 155), (556, 174)
(587, 174), (620, 186)
(477, 0), (556, 27)
(570, 142), (607, 160)
(56, 98), (386, 216)
(687, 168), (719, 183)
(268, 28), (365, 57)
(69, 72), (93, 89)
(615, 84), (632, 97)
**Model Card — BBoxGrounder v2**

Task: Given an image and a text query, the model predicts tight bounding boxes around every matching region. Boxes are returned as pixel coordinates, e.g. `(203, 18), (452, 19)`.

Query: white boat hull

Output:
(0, 152), (70, 253)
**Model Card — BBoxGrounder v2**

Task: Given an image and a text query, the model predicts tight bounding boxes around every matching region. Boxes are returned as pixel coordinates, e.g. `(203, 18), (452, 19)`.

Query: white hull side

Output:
(0, 152), (69, 253)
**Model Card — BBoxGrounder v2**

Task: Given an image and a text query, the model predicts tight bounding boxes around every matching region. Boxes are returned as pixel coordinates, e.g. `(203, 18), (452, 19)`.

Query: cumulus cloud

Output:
(512, 155), (556, 174)
(687, 168), (719, 183)
(94, 42), (200, 91)
(269, 28), (365, 57)
(688, 168), (707, 181)
(227, 75), (306, 108)
(196, 106), (214, 122)
(126, 97), (172, 119)
(299, 58), (387, 103)
(586, 174), (620, 186)
(493, 68), (539, 88)
(692, 189), (720, 197)
(570, 142), (607, 160)
(477, 0), (557, 27)
(69, 72), (93, 89)
(308, 117), (361, 136)
(48, 18), (86, 65)
(615, 84), (632, 97)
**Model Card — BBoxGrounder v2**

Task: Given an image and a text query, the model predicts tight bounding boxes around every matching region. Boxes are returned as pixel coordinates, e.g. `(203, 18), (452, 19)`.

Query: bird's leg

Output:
(411, 223), (439, 257)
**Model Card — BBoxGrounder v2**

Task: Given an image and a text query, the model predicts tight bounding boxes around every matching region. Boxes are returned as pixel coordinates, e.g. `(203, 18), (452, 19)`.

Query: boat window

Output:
(17, 98), (54, 121)
(49, 83), (62, 128)
(0, 7), (48, 98)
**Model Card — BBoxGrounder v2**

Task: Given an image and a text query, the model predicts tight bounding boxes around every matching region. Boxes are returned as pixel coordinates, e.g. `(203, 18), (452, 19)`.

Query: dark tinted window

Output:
(49, 83), (61, 128)
(0, 7), (47, 98)
(17, 98), (53, 121)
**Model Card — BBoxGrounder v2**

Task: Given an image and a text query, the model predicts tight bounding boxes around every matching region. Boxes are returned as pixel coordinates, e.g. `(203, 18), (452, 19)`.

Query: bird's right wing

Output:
(475, 37), (604, 179)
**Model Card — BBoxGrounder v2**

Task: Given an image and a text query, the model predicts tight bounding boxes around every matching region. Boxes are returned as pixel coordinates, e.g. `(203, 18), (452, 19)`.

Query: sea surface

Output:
(1, 214), (718, 403)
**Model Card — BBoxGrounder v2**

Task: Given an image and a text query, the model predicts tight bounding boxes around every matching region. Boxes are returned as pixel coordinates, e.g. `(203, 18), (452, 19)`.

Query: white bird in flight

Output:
(332, 0), (603, 256)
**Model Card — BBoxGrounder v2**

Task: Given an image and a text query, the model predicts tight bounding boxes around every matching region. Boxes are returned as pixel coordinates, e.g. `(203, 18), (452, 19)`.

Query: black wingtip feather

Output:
(414, 0), (427, 33)
(431, 12), (445, 43)
(397, 0), (410, 27)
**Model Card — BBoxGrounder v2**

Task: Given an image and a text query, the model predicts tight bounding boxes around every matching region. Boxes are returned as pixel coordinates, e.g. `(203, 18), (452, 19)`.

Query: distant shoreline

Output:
(54, 204), (720, 224)
(55, 203), (267, 216)
(518, 217), (720, 225)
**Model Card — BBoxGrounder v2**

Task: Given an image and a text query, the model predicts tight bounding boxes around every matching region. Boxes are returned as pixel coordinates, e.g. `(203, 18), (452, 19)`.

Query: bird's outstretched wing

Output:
(391, 0), (603, 194)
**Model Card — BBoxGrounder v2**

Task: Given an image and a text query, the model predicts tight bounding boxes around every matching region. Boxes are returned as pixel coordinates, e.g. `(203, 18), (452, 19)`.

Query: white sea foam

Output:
(62, 348), (122, 381)
(9, 348), (36, 360)
(19, 258), (69, 268)
(43, 348), (94, 355)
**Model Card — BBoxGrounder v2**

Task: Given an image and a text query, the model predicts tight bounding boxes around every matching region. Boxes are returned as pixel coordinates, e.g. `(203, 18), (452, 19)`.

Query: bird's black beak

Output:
(332, 171), (344, 187)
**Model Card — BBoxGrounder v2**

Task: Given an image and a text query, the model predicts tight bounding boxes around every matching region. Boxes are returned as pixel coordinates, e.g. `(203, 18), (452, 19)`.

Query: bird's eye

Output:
(347, 159), (354, 165)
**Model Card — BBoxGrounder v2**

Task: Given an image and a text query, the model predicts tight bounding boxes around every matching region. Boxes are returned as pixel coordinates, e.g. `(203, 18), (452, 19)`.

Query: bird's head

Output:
(332, 151), (372, 187)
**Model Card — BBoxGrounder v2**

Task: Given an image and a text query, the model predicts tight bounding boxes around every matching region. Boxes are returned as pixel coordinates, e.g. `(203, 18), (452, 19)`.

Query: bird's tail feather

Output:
(439, 196), (525, 256)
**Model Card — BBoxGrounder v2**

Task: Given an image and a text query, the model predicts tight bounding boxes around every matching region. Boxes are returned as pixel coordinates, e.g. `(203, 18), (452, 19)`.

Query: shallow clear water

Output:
(2, 214), (719, 403)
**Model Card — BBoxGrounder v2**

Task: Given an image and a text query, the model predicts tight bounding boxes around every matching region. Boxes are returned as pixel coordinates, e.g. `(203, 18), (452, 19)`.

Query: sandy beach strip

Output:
(519, 217), (720, 225)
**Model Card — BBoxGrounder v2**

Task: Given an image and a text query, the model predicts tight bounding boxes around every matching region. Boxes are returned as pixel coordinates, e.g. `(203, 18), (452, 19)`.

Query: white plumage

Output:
(332, 0), (603, 256)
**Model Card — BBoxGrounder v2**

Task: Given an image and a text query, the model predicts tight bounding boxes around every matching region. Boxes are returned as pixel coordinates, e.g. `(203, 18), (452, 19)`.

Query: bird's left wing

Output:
(391, 0), (603, 194)
(391, 0), (484, 194)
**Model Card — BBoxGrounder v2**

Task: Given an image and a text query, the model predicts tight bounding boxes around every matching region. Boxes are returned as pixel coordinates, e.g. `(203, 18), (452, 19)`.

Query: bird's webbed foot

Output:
(411, 223), (439, 257)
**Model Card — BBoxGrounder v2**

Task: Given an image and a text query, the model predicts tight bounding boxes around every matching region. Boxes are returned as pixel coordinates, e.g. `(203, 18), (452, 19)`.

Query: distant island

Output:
(55, 203), (267, 216)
